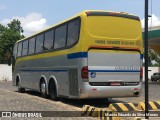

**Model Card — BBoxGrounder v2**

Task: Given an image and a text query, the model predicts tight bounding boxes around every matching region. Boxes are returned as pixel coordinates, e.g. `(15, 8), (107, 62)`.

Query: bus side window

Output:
(28, 37), (36, 55)
(54, 24), (67, 49)
(22, 40), (29, 56)
(67, 19), (80, 46)
(17, 42), (22, 57)
(35, 34), (44, 53)
(44, 29), (54, 50)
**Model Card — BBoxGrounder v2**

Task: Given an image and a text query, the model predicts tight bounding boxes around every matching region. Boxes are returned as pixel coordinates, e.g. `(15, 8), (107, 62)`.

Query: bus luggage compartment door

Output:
(88, 49), (141, 85)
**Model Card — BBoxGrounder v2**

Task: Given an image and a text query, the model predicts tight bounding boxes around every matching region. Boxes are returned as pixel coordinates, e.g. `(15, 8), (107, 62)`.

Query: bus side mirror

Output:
(8, 45), (15, 66)
(7, 56), (14, 66)
(7, 56), (12, 66)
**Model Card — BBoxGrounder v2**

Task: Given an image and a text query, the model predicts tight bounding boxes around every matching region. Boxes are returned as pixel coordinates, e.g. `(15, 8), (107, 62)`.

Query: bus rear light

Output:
(92, 88), (97, 91)
(108, 12), (120, 15)
(81, 66), (88, 79)
(140, 67), (143, 82)
(79, 88), (82, 93)
(120, 12), (128, 14)
(134, 88), (138, 91)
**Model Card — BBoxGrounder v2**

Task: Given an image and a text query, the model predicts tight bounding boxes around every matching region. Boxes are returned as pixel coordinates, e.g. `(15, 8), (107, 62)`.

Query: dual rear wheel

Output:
(40, 81), (48, 98)
(40, 80), (58, 101)
(17, 79), (58, 101)
(17, 81), (25, 93)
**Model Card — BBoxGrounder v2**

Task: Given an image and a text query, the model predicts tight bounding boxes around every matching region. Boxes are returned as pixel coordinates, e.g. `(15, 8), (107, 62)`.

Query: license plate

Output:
(110, 82), (121, 86)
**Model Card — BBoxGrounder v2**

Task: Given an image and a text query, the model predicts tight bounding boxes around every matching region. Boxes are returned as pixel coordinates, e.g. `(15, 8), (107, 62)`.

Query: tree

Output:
(0, 19), (24, 64)
(8, 19), (23, 34)
(148, 49), (160, 66)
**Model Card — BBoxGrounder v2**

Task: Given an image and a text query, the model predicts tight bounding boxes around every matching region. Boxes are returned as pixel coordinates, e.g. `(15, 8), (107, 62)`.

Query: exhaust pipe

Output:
(134, 91), (139, 96)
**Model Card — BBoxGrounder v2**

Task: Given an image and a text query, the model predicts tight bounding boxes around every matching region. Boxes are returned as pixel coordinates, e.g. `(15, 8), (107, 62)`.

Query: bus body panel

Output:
(78, 49), (142, 99)
(88, 50), (140, 82)
(13, 54), (82, 98)
(86, 16), (142, 39)
(80, 82), (142, 98)
(12, 11), (143, 99)
(82, 13), (143, 53)
(78, 13), (143, 98)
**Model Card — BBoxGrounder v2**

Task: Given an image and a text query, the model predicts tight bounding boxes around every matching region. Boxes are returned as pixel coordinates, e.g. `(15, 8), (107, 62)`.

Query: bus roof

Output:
(16, 10), (139, 44)
(85, 11), (139, 21)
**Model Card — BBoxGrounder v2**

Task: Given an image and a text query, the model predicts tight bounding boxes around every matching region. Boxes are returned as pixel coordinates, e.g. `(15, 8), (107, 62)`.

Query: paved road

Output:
(0, 81), (160, 120)
(0, 81), (96, 120)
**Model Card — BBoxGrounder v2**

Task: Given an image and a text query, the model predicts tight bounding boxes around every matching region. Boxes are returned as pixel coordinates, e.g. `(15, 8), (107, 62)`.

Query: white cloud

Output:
(141, 14), (160, 28)
(0, 13), (49, 36)
(0, 5), (6, 10)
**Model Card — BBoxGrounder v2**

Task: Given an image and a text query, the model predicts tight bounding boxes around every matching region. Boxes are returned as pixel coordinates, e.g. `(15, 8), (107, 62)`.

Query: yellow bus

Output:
(12, 10), (143, 100)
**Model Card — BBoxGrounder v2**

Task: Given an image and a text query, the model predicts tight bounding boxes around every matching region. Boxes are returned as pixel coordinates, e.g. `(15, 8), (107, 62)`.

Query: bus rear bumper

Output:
(79, 82), (142, 99)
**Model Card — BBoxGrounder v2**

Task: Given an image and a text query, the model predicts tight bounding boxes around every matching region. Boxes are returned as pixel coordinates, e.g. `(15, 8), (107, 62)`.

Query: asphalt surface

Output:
(0, 81), (160, 120)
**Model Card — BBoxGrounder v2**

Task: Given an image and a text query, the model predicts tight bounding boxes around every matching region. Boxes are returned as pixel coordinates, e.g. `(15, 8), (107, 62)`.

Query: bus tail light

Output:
(140, 67), (143, 82)
(81, 66), (88, 80)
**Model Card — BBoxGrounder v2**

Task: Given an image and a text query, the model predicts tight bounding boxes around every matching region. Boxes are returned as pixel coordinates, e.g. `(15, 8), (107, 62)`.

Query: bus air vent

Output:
(69, 69), (78, 96)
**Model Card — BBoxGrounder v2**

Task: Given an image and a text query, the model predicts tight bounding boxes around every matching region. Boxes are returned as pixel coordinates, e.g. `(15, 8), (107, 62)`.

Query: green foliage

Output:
(0, 19), (24, 64)
(7, 19), (24, 33)
(148, 49), (160, 66)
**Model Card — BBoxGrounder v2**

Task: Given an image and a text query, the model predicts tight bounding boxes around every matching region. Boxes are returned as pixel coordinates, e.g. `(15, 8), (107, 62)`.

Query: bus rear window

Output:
(67, 19), (80, 46)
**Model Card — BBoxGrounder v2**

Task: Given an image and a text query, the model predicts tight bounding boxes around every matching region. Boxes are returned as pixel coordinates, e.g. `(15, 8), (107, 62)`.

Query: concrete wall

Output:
(0, 64), (12, 81)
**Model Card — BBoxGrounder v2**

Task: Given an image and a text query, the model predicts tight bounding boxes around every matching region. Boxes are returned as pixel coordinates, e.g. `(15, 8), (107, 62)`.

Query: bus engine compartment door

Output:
(88, 49), (141, 85)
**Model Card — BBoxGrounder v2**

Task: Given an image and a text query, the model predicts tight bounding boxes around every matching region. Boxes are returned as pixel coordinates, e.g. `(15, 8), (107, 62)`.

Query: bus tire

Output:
(40, 80), (48, 98)
(49, 80), (58, 101)
(17, 81), (25, 93)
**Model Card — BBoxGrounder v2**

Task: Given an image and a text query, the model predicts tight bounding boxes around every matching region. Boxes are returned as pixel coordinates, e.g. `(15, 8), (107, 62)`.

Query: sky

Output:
(0, 0), (160, 36)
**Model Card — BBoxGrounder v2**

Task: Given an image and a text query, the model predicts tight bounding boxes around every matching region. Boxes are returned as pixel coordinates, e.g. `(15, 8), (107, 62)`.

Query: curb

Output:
(81, 105), (99, 117)
(82, 105), (121, 120)
(134, 117), (148, 120)
(98, 109), (121, 120)
(137, 101), (160, 110)
(109, 103), (138, 112)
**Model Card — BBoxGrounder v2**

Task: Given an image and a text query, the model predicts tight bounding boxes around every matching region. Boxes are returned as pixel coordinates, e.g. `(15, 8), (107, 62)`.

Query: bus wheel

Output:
(49, 80), (58, 101)
(17, 81), (25, 93)
(40, 81), (47, 98)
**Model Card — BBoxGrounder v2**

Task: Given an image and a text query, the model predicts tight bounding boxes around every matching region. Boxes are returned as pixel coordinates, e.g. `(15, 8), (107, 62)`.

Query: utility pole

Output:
(144, 0), (149, 119)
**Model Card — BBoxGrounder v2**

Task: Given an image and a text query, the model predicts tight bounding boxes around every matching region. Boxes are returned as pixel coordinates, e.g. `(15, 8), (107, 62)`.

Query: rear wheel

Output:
(40, 81), (48, 98)
(49, 80), (58, 101)
(17, 81), (25, 93)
